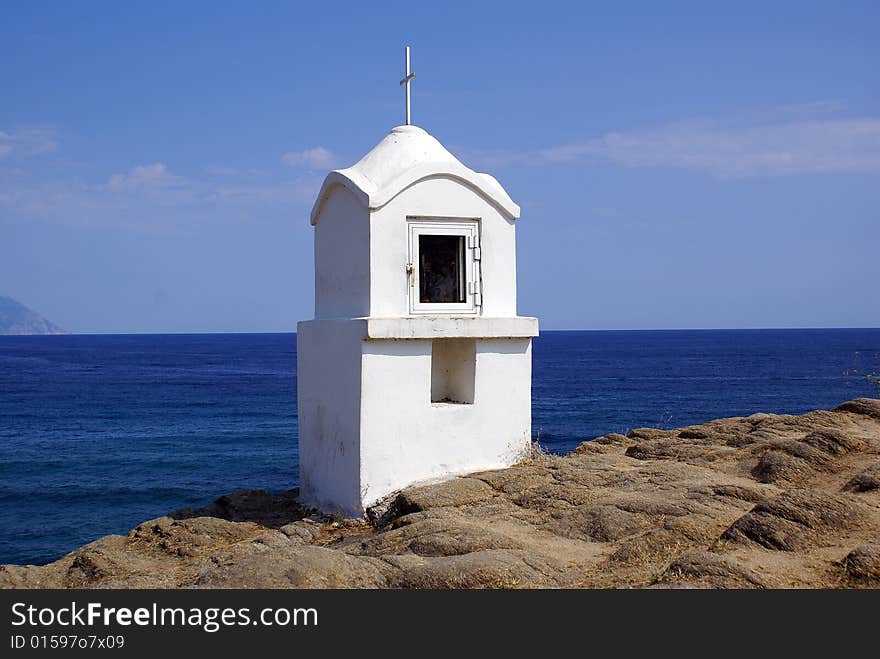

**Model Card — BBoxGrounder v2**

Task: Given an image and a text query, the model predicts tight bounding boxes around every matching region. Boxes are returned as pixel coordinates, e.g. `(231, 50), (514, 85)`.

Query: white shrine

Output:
(297, 48), (538, 517)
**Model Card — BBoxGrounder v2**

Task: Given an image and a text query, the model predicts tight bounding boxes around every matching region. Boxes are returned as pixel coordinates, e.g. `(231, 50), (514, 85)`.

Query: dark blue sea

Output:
(1, 329), (878, 565)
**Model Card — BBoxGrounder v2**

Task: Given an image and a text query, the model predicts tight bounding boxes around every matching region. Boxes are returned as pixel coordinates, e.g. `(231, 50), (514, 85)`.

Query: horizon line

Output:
(4, 326), (880, 337)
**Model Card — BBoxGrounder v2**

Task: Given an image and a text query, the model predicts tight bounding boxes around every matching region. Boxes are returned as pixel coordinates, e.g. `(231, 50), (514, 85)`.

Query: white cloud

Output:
(203, 165), (263, 178)
(460, 104), (880, 178)
(0, 127), (57, 159)
(204, 165), (239, 177)
(281, 146), (336, 169)
(106, 163), (183, 190)
(199, 176), (321, 206)
(1, 157), (322, 231)
(538, 117), (880, 177)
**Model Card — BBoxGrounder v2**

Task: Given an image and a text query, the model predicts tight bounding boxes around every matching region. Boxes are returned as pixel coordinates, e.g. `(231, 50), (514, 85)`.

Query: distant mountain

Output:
(0, 296), (66, 335)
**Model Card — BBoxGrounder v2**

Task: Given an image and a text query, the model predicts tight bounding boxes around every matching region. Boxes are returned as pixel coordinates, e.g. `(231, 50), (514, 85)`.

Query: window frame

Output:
(407, 217), (480, 315)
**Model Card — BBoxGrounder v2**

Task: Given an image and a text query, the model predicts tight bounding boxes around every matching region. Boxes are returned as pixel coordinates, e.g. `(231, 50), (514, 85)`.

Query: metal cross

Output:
(399, 45), (416, 125)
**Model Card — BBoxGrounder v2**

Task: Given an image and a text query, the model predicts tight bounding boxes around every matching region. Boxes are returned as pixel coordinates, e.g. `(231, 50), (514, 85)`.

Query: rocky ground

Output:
(3, 398), (879, 589)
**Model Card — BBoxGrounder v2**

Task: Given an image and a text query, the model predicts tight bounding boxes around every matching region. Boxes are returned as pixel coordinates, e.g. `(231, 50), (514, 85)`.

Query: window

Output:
(408, 219), (481, 314)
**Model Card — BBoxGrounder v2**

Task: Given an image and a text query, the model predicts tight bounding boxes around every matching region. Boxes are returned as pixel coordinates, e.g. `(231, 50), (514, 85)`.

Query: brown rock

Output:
(590, 433), (631, 446)
(751, 450), (812, 484)
(834, 398), (880, 420)
(709, 484), (768, 503)
(194, 545), (388, 588)
(3, 398), (879, 590)
(547, 504), (648, 542)
(393, 477), (498, 514)
(352, 515), (525, 557)
(383, 550), (551, 589)
(843, 463), (880, 493)
(840, 544), (880, 584)
(170, 489), (308, 528)
(802, 430), (866, 456)
(722, 490), (864, 551)
(660, 550), (766, 588)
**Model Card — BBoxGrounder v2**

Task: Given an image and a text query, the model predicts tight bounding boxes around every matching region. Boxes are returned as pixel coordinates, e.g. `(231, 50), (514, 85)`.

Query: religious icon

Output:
(419, 235), (465, 303)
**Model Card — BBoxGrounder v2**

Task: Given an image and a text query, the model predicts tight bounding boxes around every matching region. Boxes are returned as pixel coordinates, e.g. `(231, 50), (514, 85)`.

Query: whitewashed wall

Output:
(314, 185), (370, 319)
(359, 337), (532, 511)
(369, 176), (518, 318)
(296, 319), (364, 516)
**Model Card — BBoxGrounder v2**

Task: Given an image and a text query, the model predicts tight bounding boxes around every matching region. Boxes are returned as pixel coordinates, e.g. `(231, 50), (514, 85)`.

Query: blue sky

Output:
(2, 1), (878, 332)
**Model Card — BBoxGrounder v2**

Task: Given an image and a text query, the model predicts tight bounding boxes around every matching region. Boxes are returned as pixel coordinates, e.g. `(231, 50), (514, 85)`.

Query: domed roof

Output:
(309, 125), (520, 225)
